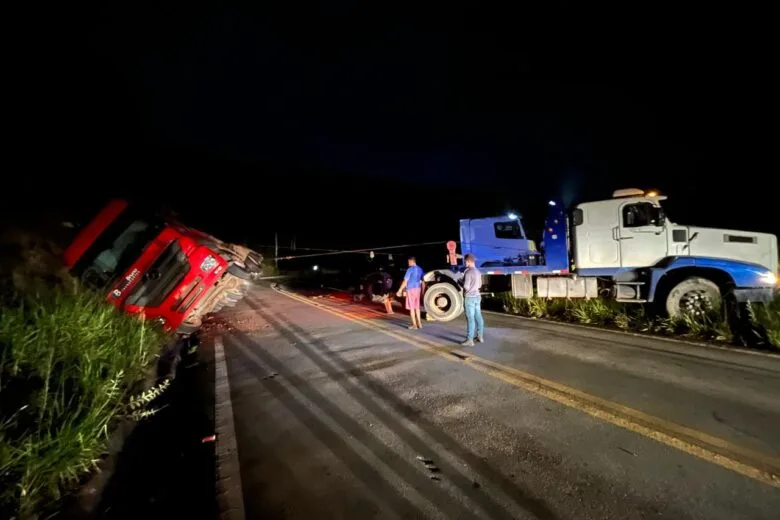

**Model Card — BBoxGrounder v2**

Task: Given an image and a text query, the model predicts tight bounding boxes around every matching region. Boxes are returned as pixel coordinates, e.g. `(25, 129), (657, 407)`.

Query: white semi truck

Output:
(422, 189), (778, 323)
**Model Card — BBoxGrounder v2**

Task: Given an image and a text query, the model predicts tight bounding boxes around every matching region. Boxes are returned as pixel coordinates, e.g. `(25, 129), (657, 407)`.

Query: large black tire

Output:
(424, 283), (464, 322)
(227, 263), (254, 281)
(362, 272), (392, 302)
(665, 277), (721, 317)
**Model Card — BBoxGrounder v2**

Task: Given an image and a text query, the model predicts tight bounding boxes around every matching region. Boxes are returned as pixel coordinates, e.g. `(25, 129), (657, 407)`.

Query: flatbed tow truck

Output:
(421, 189), (777, 328)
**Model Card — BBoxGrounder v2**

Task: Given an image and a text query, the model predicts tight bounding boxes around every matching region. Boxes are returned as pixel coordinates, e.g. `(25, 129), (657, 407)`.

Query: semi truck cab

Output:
(63, 199), (267, 334)
(64, 200), (230, 332)
(459, 215), (537, 266)
(573, 188), (778, 274)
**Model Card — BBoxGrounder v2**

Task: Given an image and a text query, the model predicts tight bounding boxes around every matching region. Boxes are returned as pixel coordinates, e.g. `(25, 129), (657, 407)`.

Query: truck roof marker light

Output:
(548, 200), (556, 206)
(612, 188), (645, 198)
(507, 213), (518, 220)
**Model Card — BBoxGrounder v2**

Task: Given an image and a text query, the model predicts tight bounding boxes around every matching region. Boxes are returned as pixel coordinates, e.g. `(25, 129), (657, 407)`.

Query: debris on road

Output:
(617, 446), (638, 457)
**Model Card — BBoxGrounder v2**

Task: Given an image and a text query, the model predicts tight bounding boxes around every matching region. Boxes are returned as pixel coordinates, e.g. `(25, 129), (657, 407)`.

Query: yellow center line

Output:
(271, 286), (780, 488)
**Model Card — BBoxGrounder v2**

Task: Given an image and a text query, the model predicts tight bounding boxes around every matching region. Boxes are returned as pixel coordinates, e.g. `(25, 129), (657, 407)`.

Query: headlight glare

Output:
(758, 271), (777, 285)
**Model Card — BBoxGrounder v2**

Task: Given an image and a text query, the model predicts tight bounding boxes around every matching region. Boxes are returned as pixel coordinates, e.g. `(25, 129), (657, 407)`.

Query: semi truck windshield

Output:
(72, 210), (165, 290)
(125, 241), (190, 308)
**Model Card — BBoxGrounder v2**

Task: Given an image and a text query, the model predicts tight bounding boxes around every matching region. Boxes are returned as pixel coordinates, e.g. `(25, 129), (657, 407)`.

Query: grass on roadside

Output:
(752, 294), (780, 347)
(0, 287), (167, 518)
(485, 292), (778, 347)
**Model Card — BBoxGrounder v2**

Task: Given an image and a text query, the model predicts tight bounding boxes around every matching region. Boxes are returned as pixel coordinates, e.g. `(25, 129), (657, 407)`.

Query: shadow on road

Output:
(86, 338), (217, 519)
(231, 296), (558, 520)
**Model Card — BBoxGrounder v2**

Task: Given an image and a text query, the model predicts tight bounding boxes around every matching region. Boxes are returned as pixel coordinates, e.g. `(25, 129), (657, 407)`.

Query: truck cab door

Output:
(618, 201), (669, 267)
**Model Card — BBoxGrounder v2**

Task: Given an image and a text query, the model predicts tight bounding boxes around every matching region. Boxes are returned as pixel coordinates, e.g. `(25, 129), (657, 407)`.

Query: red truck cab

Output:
(64, 200), (228, 332)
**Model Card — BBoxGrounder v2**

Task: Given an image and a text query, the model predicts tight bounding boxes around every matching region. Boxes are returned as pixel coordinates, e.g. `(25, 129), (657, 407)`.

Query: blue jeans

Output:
(465, 296), (484, 340)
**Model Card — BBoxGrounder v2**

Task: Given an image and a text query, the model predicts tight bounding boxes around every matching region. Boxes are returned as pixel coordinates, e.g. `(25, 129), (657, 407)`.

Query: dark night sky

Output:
(7, 3), (778, 259)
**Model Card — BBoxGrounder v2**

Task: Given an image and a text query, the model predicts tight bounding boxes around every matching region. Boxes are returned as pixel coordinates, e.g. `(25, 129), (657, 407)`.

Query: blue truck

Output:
(422, 188), (778, 322)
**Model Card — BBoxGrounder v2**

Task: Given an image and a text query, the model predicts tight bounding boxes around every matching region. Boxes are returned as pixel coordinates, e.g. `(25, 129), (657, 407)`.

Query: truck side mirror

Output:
(571, 208), (584, 226)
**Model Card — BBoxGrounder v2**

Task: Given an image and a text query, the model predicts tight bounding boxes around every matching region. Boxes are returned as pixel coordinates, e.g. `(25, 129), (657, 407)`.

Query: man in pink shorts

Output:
(396, 256), (425, 329)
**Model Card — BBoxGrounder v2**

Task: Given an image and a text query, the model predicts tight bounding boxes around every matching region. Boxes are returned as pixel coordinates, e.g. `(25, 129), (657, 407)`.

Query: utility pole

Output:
(274, 232), (278, 269)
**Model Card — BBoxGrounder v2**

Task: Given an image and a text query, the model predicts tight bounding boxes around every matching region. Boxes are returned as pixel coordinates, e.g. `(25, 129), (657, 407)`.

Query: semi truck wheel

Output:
(665, 277), (721, 317)
(424, 283), (464, 322)
(227, 263), (254, 281)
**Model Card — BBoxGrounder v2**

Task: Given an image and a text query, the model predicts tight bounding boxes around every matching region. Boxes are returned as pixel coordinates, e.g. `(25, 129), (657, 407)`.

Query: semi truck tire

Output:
(424, 283), (464, 322)
(227, 263), (254, 281)
(362, 272), (391, 302)
(665, 277), (721, 317)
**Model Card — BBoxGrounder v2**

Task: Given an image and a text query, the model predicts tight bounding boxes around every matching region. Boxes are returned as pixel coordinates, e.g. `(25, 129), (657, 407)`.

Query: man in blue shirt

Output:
(396, 256), (425, 329)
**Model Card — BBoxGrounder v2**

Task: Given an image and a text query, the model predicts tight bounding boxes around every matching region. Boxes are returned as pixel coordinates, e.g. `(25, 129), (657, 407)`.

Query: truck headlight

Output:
(758, 271), (777, 285)
(200, 255), (218, 272)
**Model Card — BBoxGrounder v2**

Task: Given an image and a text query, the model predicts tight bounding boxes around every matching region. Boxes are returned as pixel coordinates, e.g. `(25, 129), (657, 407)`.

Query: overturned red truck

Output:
(64, 200), (262, 334)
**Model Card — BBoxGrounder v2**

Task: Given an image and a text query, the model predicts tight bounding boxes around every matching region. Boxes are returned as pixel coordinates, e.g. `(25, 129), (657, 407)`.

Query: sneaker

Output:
(460, 339), (475, 347)
(475, 336), (484, 343)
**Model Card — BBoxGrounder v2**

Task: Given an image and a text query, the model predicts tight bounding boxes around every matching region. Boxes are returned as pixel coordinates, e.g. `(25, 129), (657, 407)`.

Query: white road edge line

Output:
(214, 335), (246, 520)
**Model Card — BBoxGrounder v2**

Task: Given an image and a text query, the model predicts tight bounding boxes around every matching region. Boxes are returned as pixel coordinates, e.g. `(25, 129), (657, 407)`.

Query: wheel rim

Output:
(433, 293), (451, 313)
(679, 289), (714, 316)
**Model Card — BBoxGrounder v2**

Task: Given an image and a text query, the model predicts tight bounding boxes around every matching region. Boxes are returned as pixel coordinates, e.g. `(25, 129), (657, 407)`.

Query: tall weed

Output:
(484, 292), (779, 349)
(0, 288), (166, 517)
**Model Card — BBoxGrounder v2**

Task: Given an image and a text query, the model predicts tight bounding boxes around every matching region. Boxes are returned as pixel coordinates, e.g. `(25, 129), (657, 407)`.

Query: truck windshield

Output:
(125, 241), (190, 308)
(72, 209), (165, 291)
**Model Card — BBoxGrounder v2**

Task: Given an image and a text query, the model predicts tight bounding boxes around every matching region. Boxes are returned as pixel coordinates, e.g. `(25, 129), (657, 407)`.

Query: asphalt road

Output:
(208, 283), (780, 520)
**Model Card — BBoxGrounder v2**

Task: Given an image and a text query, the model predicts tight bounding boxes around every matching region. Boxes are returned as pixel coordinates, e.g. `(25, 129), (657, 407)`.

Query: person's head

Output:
(464, 253), (476, 267)
(407, 256), (417, 266)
